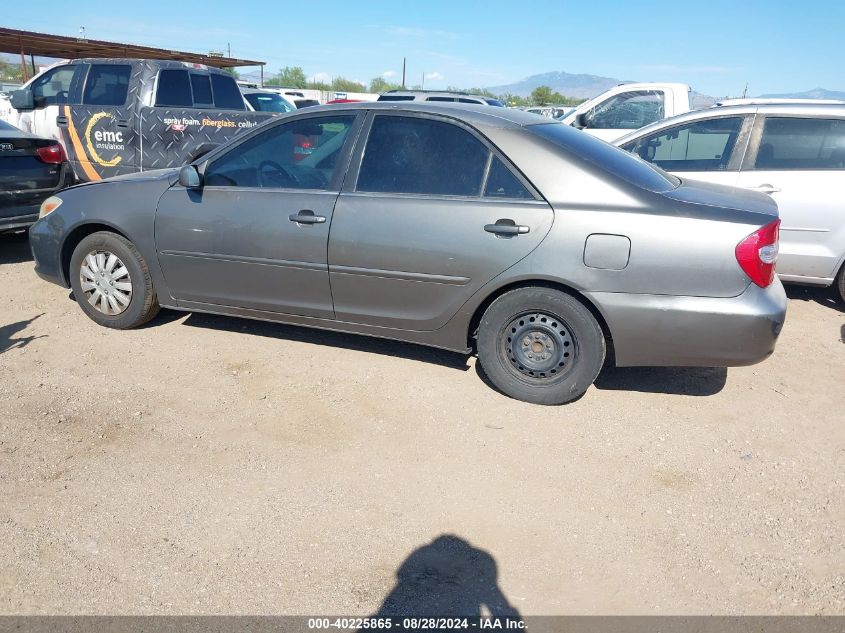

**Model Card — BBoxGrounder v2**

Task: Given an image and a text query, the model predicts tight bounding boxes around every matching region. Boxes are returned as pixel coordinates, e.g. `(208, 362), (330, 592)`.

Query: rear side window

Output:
(426, 96), (456, 102)
(155, 70), (192, 107)
(377, 95), (414, 101)
(211, 74), (245, 110)
(754, 117), (845, 170)
(624, 116), (744, 171)
(83, 64), (131, 106)
(484, 157), (532, 199)
(357, 115), (490, 196)
(190, 74), (213, 106)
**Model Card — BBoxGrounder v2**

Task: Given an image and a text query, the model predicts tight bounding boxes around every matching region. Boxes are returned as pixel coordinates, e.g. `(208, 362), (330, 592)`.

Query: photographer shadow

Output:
(369, 535), (520, 619)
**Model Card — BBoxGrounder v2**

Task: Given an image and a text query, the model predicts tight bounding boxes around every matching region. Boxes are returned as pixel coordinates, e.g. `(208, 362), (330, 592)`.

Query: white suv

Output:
(616, 102), (845, 301)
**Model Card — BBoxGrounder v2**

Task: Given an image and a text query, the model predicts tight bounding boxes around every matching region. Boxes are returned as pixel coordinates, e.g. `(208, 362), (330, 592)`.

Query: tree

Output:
(331, 76), (366, 93)
(0, 60), (23, 82)
(220, 67), (240, 79)
(531, 85), (555, 106)
(265, 66), (307, 88)
(369, 76), (401, 93)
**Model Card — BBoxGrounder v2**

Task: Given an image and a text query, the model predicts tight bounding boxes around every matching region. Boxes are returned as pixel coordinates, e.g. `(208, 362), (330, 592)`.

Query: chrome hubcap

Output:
(503, 312), (575, 380)
(79, 250), (132, 316)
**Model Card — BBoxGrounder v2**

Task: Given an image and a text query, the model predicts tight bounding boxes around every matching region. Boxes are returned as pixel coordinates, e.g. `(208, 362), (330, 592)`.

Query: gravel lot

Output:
(0, 230), (843, 615)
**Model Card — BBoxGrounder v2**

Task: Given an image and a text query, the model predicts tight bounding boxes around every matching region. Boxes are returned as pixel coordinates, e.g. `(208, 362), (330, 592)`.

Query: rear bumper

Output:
(0, 165), (72, 231)
(0, 210), (39, 232)
(585, 281), (787, 367)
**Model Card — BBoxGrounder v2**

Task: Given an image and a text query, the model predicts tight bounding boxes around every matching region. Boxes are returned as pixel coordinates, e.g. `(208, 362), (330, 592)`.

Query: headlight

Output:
(39, 196), (62, 218)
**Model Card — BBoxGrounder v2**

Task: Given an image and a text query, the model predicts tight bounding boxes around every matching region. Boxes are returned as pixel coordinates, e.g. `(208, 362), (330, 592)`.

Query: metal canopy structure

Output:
(1, 27), (265, 82)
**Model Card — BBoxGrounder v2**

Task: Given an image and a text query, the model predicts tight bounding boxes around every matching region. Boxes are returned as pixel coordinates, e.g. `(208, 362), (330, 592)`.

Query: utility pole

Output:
(401, 58), (406, 89)
(227, 42), (231, 58)
(421, 72), (425, 89)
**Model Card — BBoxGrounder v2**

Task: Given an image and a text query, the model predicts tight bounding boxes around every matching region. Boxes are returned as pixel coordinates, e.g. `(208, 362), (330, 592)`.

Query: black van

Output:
(4, 59), (276, 182)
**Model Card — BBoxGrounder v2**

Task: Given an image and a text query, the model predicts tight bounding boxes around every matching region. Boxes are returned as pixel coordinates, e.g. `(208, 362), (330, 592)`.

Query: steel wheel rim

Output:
(500, 311), (577, 382)
(79, 250), (132, 316)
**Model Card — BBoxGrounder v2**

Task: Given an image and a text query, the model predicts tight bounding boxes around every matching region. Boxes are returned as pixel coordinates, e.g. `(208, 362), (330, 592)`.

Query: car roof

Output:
(380, 90), (492, 100)
(614, 102), (845, 145)
(311, 100), (554, 128)
(239, 87), (285, 95)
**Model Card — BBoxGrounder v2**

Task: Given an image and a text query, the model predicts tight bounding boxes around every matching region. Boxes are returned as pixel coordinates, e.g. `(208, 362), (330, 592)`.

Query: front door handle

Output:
(116, 118), (130, 128)
(289, 209), (326, 224)
(749, 183), (781, 194)
(484, 219), (530, 236)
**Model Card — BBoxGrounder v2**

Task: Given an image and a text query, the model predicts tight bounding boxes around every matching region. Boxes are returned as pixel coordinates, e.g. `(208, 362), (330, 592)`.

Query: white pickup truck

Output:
(561, 82), (692, 142)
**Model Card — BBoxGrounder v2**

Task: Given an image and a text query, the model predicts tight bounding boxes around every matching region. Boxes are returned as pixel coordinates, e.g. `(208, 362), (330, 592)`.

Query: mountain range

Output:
(486, 70), (843, 105)
(758, 88), (845, 100)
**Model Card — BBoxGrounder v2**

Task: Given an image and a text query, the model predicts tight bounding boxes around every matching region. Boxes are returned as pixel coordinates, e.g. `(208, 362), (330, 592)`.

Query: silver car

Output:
(616, 102), (845, 302)
(29, 103), (786, 405)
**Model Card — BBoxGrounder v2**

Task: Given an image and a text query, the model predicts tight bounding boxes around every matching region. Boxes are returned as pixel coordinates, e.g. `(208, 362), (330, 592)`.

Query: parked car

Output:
(241, 87), (296, 113)
(378, 90), (505, 107)
(561, 82), (693, 142)
(0, 119), (73, 232)
(616, 102), (845, 302)
(0, 59), (275, 182)
(262, 88), (322, 109)
(29, 103), (785, 404)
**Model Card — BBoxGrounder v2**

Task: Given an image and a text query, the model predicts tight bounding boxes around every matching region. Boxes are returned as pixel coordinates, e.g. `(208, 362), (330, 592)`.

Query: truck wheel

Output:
(69, 231), (160, 329)
(477, 287), (606, 405)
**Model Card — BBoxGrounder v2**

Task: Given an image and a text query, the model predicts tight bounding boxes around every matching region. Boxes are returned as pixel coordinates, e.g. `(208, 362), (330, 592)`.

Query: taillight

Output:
(36, 143), (66, 164)
(735, 219), (780, 287)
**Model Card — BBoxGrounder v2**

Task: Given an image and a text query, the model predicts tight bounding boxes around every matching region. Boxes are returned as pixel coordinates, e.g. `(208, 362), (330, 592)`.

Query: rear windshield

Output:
(244, 92), (294, 112)
(0, 120), (17, 131)
(532, 122), (680, 192)
(155, 69), (246, 110)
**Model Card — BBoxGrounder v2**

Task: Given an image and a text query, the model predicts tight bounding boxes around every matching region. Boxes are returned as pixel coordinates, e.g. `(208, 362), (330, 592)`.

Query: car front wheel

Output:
(69, 231), (160, 329)
(477, 287), (606, 405)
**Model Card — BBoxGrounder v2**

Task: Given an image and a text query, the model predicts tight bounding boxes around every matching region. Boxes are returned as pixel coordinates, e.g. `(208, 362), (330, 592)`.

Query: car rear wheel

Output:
(69, 232), (160, 329)
(477, 287), (606, 405)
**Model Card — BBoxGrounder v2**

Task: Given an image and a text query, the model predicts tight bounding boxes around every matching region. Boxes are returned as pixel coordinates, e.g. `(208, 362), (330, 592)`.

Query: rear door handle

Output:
(56, 116), (68, 127)
(289, 210), (326, 224)
(484, 219), (530, 236)
(749, 183), (781, 194)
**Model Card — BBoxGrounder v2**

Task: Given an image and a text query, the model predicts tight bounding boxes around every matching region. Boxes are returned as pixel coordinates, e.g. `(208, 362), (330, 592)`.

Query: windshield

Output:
(485, 98), (505, 107)
(244, 92), (294, 113)
(532, 122), (680, 193)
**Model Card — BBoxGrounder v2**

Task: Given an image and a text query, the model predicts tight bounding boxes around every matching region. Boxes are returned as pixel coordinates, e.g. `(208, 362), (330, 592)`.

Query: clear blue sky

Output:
(3, 0), (841, 96)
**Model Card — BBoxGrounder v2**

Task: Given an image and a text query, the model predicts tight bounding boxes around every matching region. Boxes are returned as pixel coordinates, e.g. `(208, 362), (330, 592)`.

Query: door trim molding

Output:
(158, 250), (326, 272)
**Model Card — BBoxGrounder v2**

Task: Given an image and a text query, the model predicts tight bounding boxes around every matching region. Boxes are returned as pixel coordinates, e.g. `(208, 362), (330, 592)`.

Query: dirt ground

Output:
(0, 230), (843, 616)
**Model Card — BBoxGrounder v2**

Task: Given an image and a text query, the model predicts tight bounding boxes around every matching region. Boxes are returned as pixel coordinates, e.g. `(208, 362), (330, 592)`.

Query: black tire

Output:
(837, 263), (845, 304)
(477, 287), (606, 405)
(69, 231), (160, 329)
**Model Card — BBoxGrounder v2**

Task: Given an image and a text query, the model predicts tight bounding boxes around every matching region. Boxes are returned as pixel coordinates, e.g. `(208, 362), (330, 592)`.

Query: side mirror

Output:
(10, 88), (34, 111)
(573, 112), (588, 129)
(178, 164), (202, 189)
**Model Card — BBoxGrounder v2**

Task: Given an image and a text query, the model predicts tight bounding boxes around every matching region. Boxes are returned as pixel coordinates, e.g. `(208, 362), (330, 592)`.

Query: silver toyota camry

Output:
(29, 102), (787, 405)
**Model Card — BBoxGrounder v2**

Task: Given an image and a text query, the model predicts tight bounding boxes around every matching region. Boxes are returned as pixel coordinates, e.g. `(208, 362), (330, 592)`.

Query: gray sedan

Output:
(29, 103), (786, 404)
